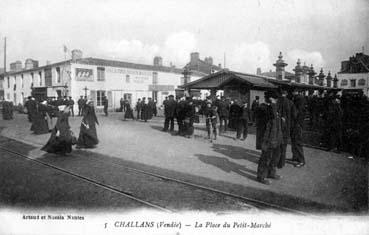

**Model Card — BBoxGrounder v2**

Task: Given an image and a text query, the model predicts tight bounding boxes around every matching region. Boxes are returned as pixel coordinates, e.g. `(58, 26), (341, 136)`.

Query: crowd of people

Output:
(158, 89), (368, 184)
(0, 95), (100, 155)
(1, 88), (368, 185)
(117, 97), (158, 122)
(159, 89), (308, 184)
(306, 91), (369, 158)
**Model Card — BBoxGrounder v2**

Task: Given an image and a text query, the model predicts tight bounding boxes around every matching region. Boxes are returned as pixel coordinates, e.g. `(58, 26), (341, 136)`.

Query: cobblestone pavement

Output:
(0, 113), (367, 213)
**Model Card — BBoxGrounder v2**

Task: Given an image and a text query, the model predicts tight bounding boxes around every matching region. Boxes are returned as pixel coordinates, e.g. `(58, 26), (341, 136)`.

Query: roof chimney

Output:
(153, 56), (163, 67)
(256, 67), (262, 75)
(71, 49), (83, 61)
(190, 52), (200, 64)
(25, 58), (39, 70)
(204, 57), (213, 65)
(10, 61), (22, 71)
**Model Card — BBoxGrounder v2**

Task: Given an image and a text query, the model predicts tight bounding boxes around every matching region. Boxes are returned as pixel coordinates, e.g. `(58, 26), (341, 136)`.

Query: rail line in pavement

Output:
(0, 144), (173, 213)
(0, 136), (308, 215)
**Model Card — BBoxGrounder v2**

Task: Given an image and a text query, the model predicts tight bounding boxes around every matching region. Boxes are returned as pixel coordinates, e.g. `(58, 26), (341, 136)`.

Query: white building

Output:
(1, 50), (204, 111)
(337, 52), (369, 96)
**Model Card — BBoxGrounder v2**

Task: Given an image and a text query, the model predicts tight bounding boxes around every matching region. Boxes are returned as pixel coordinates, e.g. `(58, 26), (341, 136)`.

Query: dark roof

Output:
(1, 57), (206, 77)
(260, 71), (295, 78)
(265, 78), (337, 90)
(180, 70), (277, 90)
(180, 69), (337, 91)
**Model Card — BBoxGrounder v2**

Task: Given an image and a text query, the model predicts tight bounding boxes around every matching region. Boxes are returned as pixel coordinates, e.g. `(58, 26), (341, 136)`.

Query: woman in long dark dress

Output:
(2, 100), (14, 120)
(123, 100), (134, 120)
(42, 106), (74, 155)
(32, 101), (50, 135)
(76, 101), (99, 148)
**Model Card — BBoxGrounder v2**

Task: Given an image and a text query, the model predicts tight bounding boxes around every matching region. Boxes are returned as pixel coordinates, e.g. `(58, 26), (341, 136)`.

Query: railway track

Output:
(0, 137), (308, 215)
(0, 144), (172, 212)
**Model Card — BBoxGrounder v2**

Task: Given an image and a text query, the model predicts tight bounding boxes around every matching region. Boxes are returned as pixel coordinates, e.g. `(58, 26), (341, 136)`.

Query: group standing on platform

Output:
(1, 87), (368, 185)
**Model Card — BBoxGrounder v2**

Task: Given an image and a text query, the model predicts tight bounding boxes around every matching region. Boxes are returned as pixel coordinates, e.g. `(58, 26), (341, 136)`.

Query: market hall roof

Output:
(180, 69), (277, 90)
(180, 69), (339, 91)
(265, 77), (339, 90)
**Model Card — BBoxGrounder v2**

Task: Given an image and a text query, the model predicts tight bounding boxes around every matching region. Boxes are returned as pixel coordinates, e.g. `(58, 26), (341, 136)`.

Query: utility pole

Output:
(4, 37), (6, 73)
(223, 52), (226, 68)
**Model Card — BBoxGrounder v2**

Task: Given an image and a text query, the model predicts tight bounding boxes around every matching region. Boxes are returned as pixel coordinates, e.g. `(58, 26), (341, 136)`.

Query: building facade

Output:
(1, 51), (203, 111)
(337, 52), (369, 96)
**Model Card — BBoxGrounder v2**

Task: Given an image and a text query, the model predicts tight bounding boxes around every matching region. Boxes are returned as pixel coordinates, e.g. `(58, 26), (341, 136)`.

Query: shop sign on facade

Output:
(75, 68), (94, 81)
(148, 84), (175, 91)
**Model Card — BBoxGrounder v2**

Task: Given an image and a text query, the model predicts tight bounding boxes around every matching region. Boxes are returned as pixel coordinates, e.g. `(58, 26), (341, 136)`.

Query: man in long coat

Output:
(147, 97), (154, 120)
(163, 95), (176, 132)
(257, 91), (283, 185)
(102, 96), (108, 116)
(140, 97), (150, 122)
(175, 97), (186, 135)
(236, 100), (249, 140)
(290, 89), (306, 167)
(183, 97), (196, 138)
(77, 96), (84, 116)
(276, 89), (293, 168)
(217, 96), (229, 133)
(135, 98), (142, 120)
(251, 96), (260, 126)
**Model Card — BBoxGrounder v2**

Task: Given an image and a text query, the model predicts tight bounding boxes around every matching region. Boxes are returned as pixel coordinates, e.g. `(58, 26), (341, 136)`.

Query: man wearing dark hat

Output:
(102, 95), (108, 116)
(175, 97), (186, 135)
(251, 96), (260, 126)
(77, 96), (84, 116)
(217, 96), (229, 134)
(256, 90), (282, 185)
(163, 95), (176, 132)
(204, 100), (218, 141)
(135, 98), (142, 120)
(236, 100), (249, 140)
(183, 97), (196, 138)
(68, 96), (75, 117)
(276, 89), (293, 168)
(289, 89), (306, 167)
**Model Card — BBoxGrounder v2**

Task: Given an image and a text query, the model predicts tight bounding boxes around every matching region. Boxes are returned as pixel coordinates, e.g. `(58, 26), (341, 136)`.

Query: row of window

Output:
(5, 67), (168, 91)
(341, 78), (366, 87)
(5, 67), (64, 89)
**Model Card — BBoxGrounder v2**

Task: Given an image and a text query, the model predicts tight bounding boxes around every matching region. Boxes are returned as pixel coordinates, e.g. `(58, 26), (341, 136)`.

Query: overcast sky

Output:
(0, 0), (368, 75)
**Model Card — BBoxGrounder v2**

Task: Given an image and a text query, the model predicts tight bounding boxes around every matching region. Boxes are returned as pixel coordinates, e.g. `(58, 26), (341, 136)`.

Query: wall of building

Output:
(1, 64), (71, 104)
(337, 72), (369, 96)
(69, 63), (201, 111)
(2, 60), (204, 111)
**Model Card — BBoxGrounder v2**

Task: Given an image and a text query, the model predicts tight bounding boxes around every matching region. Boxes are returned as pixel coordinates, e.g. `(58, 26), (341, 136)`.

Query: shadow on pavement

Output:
(1, 134), (366, 213)
(211, 144), (260, 164)
(196, 154), (257, 181)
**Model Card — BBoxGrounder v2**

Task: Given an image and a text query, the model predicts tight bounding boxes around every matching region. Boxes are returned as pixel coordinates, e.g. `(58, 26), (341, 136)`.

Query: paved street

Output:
(0, 112), (367, 213)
